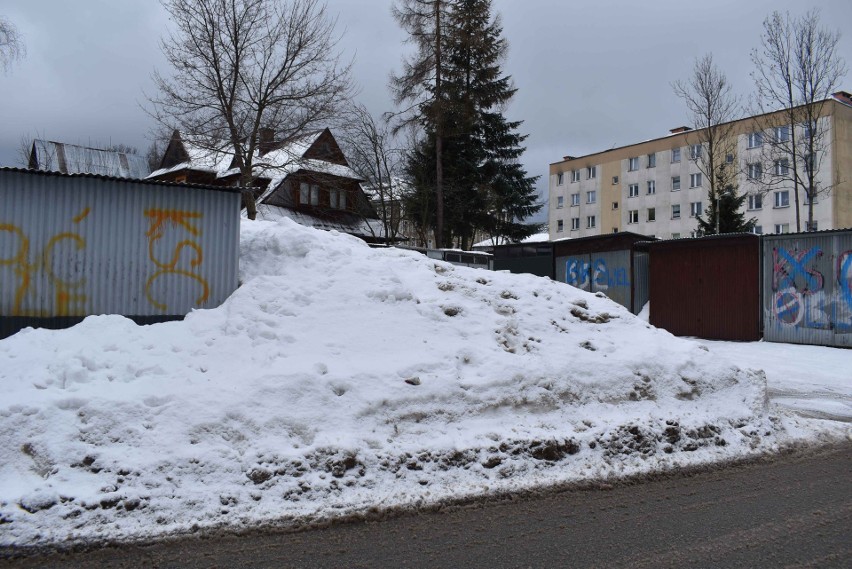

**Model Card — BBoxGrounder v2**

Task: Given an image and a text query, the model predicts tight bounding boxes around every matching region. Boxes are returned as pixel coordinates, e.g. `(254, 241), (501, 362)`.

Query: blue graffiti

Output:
(566, 257), (629, 292)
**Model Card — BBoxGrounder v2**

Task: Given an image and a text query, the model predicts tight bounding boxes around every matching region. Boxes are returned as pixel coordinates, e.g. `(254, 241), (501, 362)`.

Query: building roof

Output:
(29, 140), (151, 179)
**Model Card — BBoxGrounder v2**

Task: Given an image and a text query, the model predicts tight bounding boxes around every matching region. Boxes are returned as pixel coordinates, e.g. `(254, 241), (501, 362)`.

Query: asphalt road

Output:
(3, 442), (850, 568)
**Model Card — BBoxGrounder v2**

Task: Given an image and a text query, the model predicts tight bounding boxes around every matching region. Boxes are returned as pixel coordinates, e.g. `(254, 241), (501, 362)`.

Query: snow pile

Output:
(0, 219), (844, 547)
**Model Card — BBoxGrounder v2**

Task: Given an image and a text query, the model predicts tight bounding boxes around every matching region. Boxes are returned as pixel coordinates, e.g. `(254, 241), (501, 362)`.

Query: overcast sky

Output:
(1, 0), (850, 221)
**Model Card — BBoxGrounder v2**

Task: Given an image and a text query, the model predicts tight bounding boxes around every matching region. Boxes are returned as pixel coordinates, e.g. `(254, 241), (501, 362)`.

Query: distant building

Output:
(548, 91), (852, 241)
(28, 140), (150, 179)
(149, 128), (384, 242)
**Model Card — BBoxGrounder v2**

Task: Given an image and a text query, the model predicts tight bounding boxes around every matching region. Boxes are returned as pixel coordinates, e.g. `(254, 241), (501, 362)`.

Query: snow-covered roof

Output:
(30, 140), (151, 179)
(250, 203), (381, 239)
(472, 232), (550, 249)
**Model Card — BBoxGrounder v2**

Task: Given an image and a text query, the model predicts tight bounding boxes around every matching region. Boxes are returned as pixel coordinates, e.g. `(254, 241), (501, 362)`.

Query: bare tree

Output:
(339, 104), (408, 242)
(0, 15), (25, 73)
(149, 0), (353, 219)
(673, 53), (742, 235)
(751, 9), (847, 231)
(390, 0), (449, 246)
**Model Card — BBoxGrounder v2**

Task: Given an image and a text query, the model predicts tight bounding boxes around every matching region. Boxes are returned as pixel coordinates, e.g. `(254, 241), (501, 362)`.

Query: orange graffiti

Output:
(72, 207), (91, 223)
(143, 208), (210, 312)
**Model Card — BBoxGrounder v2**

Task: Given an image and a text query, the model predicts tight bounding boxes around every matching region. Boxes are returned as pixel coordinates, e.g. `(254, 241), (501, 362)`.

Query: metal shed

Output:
(491, 242), (554, 279)
(762, 229), (852, 348)
(646, 234), (761, 341)
(553, 232), (654, 314)
(1, 168), (241, 339)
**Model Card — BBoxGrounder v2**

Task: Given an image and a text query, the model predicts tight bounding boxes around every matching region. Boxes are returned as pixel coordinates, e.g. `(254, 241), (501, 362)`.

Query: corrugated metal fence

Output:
(1, 168), (240, 338)
(763, 230), (852, 348)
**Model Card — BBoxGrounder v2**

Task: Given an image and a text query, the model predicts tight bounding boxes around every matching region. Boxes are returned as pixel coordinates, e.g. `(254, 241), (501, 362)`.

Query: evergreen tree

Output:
(402, 0), (541, 249)
(696, 177), (756, 235)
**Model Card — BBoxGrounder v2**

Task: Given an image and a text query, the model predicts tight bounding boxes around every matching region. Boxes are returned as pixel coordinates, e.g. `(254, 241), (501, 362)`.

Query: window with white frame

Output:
(803, 192), (817, 205)
(557, 219), (564, 232)
(587, 166), (597, 179)
(775, 223), (790, 234)
(774, 190), (789, 208)
(774, 158), (789, 176)
(612, 201), (619, 210)
(802, 121), (814, 139)
(672, 176), (681, 191)
(671, 204), (681, 219)
(628, 184), (639, 197)
(587, 215), (596, 229)
(689, 173), (702, 188)
(628, 157), (639, 171)
(690, 144), (702, 160)
(612, 176), (619, 185)
(311, 185), (320, 206)
(299, 182), (310, 204)
(748, 132), (763, 148)
(647, 153), (656, 168)
(671, 232), (681, 239)
(747, 194), (762, 210)
(671, 147), (681, 163)
(774, 125), (790, 142)
(571, 170), (581, 182)
(725, 153), (734, 164)
(329, 188), (340, 209)
(557, 172), (564, 185)
(586, 190), (596, 204)
(747, 163), (762, 180)
(690, 201), (702, 218)
(571, 193), (580, 206)
(571, 217), (580, 230)
(647, 207), (656, 222)
(556, 195), (564, 209)
(628, 210), (639, 224)
(752, 225), (763, 235)
(647, 180), (656, 194)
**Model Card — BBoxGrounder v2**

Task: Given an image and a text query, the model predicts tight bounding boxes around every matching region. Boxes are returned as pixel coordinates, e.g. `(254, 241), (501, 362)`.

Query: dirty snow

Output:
(0, 219), (849, 548)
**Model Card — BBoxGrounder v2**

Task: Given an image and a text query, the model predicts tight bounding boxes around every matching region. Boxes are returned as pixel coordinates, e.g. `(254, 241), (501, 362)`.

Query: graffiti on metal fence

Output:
(770, 246), (852, 333)
(1, 208), (209, 317)
(565, 257), (630, 292)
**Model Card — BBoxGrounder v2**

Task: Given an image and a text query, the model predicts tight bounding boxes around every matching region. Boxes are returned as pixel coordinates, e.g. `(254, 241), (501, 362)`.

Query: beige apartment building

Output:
(549, 92), (852, 241)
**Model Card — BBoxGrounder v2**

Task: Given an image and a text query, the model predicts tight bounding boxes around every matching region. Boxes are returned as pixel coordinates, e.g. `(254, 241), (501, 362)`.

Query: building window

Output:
(671, 232), (681, 239)
(774, 125), (790, 142)
(671, 148), (681, 163)
(748, 131), (763, 148)
(556, 195), (564, 209)
(628, 210), (639, 224)
(672, 176), (681, 191)
(612, 201), (619, 210)
(586, 190), (596, 204)
(311, 185), (320, 205)
(774, 223), (790, 234)
(806, 220), (818, 231)
(774, 190), (790, 208)
(774, 158), (789, 176)
(726, 153), (734, 164)
(747, 163), (762, 180)
(752, 226), (763, 235)
(557, 219), (564, 232)
(571, 170), (581, 182)
(671, 204), (681, 219)
(300, 182), (320, 206)
(612, 227), (618, 234)
(612, 175), (619, 185)
(330, 188), (339, 209)
(802, 121), (815, 139)
(587, 166), (597, 179)
(647, 153), (656, 168)
(803, 192), (817, 205)
(690, 144), (702, 160)
(647, 207), (656, 222)
(571, 217), (580, 230)
(571, 193), (580, 206)
(628, 184), (639, 197)
(747, 194), (762, 210)
(647, 180), (656, 195)
(628, 157), (639, 171)
(689, 173), (702, 188)
(804, 153), (815, 175)
(557, 172), (564, 185)
(587, 215), (596, 229)
(689, 201), (702, 218)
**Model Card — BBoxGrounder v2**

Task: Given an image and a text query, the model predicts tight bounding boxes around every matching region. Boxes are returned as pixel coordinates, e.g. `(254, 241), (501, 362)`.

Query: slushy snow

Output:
(0, 218), (848, 547)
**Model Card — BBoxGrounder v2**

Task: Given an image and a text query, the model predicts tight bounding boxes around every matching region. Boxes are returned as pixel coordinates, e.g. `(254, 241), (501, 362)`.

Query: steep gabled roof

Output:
(29, 140), (151, 179)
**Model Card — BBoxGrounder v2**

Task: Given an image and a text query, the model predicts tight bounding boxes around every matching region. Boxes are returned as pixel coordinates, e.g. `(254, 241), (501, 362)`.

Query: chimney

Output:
(258, 127), (275, 155)
(833, 91), (852, 105)
(669, 126), (691, 134)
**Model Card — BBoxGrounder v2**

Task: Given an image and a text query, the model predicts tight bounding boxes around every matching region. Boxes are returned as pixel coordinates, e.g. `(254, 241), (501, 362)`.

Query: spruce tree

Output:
(696, 177), (756, 235)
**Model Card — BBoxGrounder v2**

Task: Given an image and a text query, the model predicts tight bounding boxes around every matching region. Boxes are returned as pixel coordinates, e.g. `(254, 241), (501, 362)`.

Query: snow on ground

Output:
(0, 219), (849, 548)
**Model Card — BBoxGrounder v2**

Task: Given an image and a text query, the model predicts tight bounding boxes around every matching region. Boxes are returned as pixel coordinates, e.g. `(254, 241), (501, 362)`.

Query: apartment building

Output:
(549, 92), (852, 241)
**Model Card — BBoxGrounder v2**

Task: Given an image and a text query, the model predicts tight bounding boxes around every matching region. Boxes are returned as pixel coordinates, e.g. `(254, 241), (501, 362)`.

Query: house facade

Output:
(149, 128), (383, 241)
(548, 92), (852, 241)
